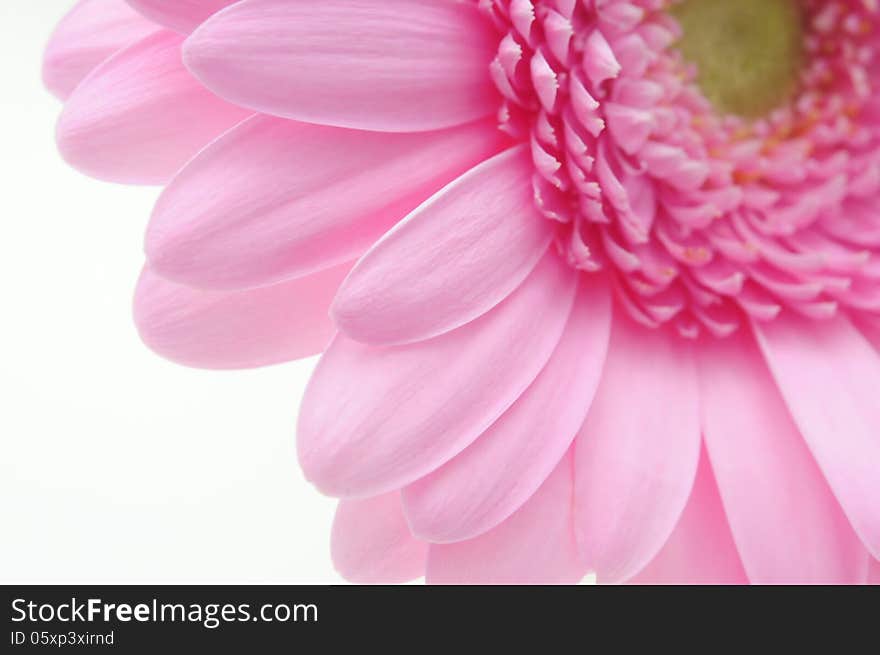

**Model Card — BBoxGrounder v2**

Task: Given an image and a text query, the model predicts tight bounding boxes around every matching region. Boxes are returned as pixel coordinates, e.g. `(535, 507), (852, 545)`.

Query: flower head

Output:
(46, 0), (880, 584)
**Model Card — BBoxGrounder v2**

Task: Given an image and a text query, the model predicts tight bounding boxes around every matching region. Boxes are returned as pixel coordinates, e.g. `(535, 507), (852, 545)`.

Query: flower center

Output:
(672, 0), (806, 118)
(483, 0), (880, 338)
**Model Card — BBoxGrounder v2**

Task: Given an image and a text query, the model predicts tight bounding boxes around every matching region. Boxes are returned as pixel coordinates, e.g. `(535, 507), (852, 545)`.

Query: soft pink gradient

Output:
(145, 116), (507, 289)
(56, 30), (250, 184)
(183, 0), (500, 132)
(45, 0), (880, 584)
(126, 0), (237, 33)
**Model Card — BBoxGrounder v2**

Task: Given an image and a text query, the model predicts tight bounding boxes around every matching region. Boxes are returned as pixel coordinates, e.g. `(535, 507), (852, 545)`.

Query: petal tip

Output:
(41, 48), (72, 100)
(399, 489), (466, 545)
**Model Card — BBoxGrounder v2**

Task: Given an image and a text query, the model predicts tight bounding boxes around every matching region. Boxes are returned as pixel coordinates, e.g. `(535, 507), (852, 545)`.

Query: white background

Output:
(0, 1), (342, 583)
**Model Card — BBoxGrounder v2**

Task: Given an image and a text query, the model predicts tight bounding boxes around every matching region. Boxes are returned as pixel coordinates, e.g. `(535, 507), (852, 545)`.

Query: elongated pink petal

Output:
(183, 0), (498, 132)
(56, 31), (251, 185)
(43, 0), (155, 100)
(147, 115), (507, 290)
(332, 147), (550, 346)
(127, 0), (235, 33)
(870, 559), (880, 585)
(754, 314), (880, 560)
(402, 278), (611, 542)
(426, 452), (586, 585)
(331, 493), (427, 584)
(699, 331), (868, 584)
(631, 449), (749, 585)
(297, 252), (578, 499)
(573, 314), (701, 584)
(134, 263), (352, 370)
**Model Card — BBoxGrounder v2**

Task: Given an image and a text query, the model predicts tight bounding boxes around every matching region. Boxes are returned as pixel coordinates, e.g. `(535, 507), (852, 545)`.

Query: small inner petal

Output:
(672, 0), (806, 118)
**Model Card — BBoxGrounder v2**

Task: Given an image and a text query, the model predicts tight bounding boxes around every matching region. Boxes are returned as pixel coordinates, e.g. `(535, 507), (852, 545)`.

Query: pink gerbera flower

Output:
(46, 0), (880, 584)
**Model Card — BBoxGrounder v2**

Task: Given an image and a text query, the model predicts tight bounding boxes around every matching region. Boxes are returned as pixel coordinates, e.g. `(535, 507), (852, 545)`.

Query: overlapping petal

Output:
(426, 452), (585, 585)
(127, 0), (236, 33)
(331, 493), (427, 584)
(631, 450), (749, 585)
(332, 147), (551, 346)
(44, 0), (156, 100)
(134, 263), (352, 369)
(146, 116), (507, 289)
(183, 0), (499, 132)
(754, 315), (880, 560)
(297, 252), (578, 499)
(56, 31), (251, 185)
(402, 278), (611, 543)
(573, 314), (701, 584)
(699, 332), (868, 583)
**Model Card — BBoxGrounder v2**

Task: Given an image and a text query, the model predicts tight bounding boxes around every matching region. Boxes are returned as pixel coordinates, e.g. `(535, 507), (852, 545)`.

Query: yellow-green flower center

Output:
(671, 0), (805, 119)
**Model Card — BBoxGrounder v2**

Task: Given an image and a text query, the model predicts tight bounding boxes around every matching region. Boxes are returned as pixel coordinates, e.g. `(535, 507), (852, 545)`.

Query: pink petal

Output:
(297, 252), (578, 499)
(698, 331), (868, 584)
(56, 31), (251, 185)
(43, 0), (156, 100)
(183, 0), (499, 132)
(753, 314), (880, 560)
(573, 314), (701, 584)
(426, 452), (586, 585)
(857, 315), (880, 352)
(402, 277), (611, 543)
(631, 449), (749, 585)
(331, 493), (427, 584)
(332, 147), (550, 346)
(133, 263), (352, 370)
(126, 0), (235, 33)
(146, 115), (507, 290)
(870, 558), (880, 585)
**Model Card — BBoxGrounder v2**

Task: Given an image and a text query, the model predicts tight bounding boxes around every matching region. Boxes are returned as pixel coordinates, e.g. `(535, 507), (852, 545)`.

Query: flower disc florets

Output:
(483, 0), (880, 337)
